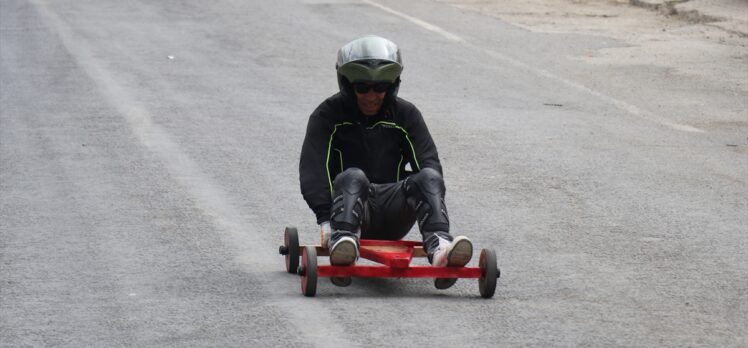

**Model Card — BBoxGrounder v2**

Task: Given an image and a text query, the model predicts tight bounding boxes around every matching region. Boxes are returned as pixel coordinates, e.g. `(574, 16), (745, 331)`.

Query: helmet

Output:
(336, 36), (403, 97)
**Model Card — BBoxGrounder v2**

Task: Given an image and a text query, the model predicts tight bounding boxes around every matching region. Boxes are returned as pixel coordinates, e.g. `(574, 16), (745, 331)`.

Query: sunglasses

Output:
(353, 83), (390, 94)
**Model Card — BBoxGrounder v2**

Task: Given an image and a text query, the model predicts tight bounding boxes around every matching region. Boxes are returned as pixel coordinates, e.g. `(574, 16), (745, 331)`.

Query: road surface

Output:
(2, 0), (746, 346)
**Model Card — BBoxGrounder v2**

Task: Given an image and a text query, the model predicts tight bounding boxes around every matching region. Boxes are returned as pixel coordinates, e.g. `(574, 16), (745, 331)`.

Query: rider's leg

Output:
(328, 168), (369, 265)
(404, 167), (472, 289)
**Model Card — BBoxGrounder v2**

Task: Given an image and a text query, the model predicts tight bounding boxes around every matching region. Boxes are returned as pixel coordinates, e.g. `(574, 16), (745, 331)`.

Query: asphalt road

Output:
(1, 0), (746, 346)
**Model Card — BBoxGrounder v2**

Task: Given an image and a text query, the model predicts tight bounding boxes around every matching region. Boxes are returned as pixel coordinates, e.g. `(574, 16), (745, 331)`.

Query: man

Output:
(299, 35), (472, 289)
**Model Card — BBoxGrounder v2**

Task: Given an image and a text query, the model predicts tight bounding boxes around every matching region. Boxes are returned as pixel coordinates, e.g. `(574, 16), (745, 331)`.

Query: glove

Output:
(319, 221), (331, 246)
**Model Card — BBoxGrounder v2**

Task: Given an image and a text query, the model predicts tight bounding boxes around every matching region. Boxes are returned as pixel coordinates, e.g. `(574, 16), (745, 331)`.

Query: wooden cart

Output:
(279, 227), (500, 298)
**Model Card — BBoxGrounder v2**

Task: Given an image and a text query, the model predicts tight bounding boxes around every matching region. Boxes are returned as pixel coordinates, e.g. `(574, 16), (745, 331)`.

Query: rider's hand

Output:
(319, 221), (331, 245)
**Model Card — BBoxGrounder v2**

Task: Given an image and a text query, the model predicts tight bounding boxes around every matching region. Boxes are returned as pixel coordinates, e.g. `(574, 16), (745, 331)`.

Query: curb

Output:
(630, 0), (715, 20)
(630, 0), (677, 15)
(629, 0), (747, 37)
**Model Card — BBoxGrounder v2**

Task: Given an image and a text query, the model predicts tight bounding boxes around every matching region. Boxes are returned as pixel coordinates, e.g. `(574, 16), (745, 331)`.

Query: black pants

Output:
(361, 180), (416, 240)
(329, 168), (452, 246)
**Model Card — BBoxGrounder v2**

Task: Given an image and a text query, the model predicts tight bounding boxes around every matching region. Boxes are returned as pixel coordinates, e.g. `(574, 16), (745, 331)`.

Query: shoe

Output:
(328, 231), (359, 266)
(431, 236), (473, 289)
(330, 277), (352, 287)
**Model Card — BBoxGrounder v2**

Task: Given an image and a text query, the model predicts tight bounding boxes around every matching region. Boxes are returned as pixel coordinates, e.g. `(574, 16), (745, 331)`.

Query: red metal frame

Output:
(312, 239), (482, 279)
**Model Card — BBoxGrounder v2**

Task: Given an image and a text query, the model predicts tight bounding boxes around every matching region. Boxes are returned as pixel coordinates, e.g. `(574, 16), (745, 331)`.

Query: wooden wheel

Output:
(479, 248), (498, 299)
(282, 226), (299, 274)
(300, 246), (317, 297)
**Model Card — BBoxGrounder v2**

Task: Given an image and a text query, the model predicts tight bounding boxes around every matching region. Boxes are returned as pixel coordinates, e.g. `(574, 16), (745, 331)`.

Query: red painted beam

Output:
(317, 265), (482, 278)
(359, 247), (413, 268)
(360, 239), (422, 247)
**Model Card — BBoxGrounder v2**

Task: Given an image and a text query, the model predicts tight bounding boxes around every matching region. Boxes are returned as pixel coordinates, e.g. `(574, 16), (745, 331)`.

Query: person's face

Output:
(353, 82), (390, 116)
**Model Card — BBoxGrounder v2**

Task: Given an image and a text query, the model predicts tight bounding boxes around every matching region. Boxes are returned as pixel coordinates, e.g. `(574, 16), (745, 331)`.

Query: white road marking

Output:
(362, 0), (705, 133)
(469, 43), (707, 133)
(361, 0), (464, 42)
(30, 1), (357, 346)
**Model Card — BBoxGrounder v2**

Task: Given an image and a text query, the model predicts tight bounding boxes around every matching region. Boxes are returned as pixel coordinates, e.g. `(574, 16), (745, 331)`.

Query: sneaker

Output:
(330, 276), (352, 287)
(431, 236), (473, 289)
(328, 232), (359, 266)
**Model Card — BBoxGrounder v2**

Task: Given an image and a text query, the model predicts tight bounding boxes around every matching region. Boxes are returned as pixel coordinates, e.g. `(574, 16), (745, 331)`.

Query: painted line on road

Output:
(467, 42), (706, 133)
(29, 1), (357, 346)
(361, 0), (464, 42)
(362, 0), (704, 133)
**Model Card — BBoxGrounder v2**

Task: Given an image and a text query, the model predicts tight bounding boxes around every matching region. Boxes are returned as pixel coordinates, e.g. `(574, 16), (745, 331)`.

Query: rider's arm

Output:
(299, 103), (335, 224)
(400, 101), (443, 175)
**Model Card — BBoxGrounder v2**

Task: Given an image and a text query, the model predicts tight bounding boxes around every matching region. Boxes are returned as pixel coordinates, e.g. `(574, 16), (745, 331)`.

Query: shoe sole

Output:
(330, 238), (357, 266)
(435, 237), (473, 290)
(330, 277), (352, 287)
(446, 237), (473, 267)
(434, 278), (458, 290)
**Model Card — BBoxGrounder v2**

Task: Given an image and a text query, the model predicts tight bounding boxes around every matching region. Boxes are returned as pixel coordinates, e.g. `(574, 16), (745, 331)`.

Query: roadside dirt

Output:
(436, 0), (748, 92)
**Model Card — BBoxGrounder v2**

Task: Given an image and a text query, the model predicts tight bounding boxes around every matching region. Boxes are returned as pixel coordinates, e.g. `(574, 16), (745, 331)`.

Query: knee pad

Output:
(330, 168), (370, 232)
(405, 167), (450, 232)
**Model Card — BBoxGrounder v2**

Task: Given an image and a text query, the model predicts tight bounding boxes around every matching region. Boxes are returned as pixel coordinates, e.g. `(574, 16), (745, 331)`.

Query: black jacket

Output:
(299, 92), (442, 223)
